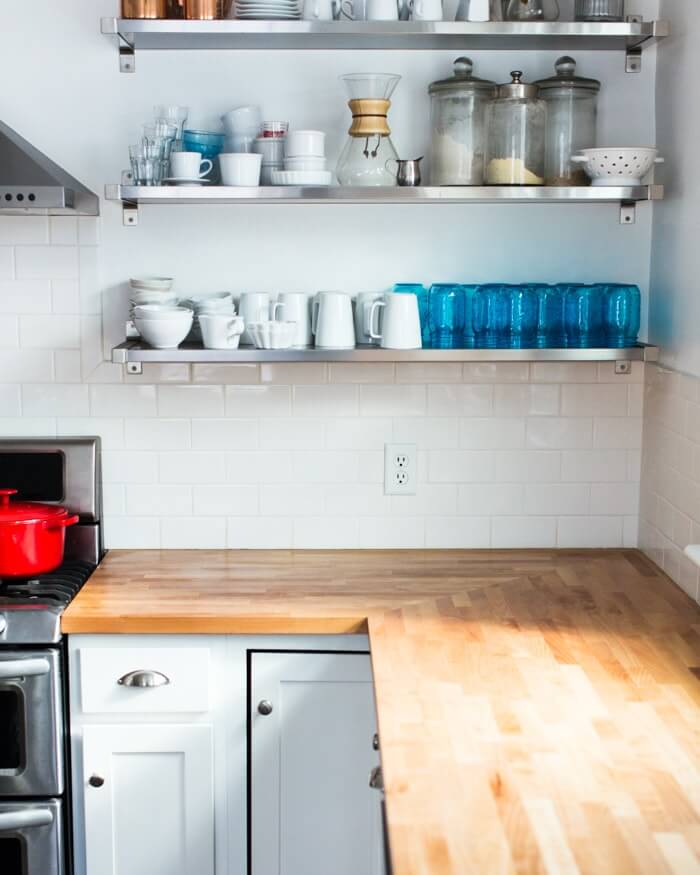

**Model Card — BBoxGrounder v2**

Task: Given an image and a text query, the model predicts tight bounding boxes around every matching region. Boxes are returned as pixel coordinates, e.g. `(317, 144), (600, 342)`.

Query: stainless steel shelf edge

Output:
(106, 184), (664, 205)
(112, 342), (658, 364)
(101, 17), (668, 51)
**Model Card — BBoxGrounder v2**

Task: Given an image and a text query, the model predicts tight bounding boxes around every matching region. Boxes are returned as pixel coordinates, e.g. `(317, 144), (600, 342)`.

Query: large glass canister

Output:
(428, 58), (497, 186)
(485, 71), (546, 185)
(336, 74), (401, 187)
(535, 56), (600, 186)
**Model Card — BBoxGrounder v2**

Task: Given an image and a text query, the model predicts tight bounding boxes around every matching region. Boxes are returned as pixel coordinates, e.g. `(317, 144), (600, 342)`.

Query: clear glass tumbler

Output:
(603, 284), (641, 347)
(394, 284), (431, 347)
(429, 285), (465, 349)
(129, 143), (166, 186)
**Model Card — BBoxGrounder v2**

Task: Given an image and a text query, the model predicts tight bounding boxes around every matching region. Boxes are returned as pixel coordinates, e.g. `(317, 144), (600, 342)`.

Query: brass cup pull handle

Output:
(257, 699), (274, 716)
(88, 775), (105, 788)
(117, 670), (170, 688)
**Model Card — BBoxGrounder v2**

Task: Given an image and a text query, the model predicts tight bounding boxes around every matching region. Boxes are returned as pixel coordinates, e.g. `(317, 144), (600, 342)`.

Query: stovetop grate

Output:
(0, 560), (96, 608)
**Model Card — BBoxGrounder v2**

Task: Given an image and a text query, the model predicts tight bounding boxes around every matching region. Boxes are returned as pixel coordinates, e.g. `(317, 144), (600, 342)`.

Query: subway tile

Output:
(492, 517), (557, 548)
(0, 280), (52, 313)
(261, 363), (327, 384)
(125, 364), (190, 384)
(460, 418), (525, 449)
(159, 451), (225, 484)
(260, 484), (325, 516)
(597, 361), (644, 383)
(22, 383), (87, 416)
(494, 384), (560, 417)
(325, 484), (389, 517)
(294, 384), (359, 417)
(329, 362), (395, 384)
(0, 216), (49, 244)
(557, 517), (623, 548)
(102, 484), (126, 516)
(57, 417), (125, 449)
(0, 417), (55, 436)
(0, 350), (53, 382)
(0, 316), (18, 348)
(126, 485), (192, 517)
(358, 516), (424, 549)
(49, 217), (78, 245)
(561, 450), (628, 482)
(191, 419), (258, 450)
(15, 246), (78, 279)
(686, 402), (700, 444)
(125, 419), (191, 450)
(526, 417), (592, 450)
(226, 451), (293, 484)
(78, 217), (100, 246)
(531, 362), (598, 383)
(227, 517), (293, 549)
(102, 451), (158, 484)
(90, 384), (157, 417)
(396, 363), (463, 383)
(158, 385), (224, 417)
(561, 384), (629, 417)
(192, 363), (260, 384)
(494, 451), (561, 483)
(356, 450), (385, 484)
(260, 418), (325, 450)
(458, 484), (524, 516)
(427, 384), (492, 417)
(593, 417), (643, 449)
(389, 484), (458, 517)
(19, 315), (80, 348)
(679, 373), (699, 404)
(0, 386), (21, 417)
(78, 247), (100, 315)
(54, 351), (81, 382)
(105, 516), (160, 549)
(226, 385), (291, 417)
(394, 417), (459, 449)
(360, 385), (426, 417)
(428, 450), (494, 483)
(295, 517), (360, 549)
(623, 516), (639, 548)
(327, 417), (393, 450)
(161, 517), (226, 549)
(425, 517), (491, 548)
(627, 450), (642, 482)
(524, 484), (590, 516)
(628, 383), (644, 418)
(292, 451), (359, 483)
(192, 485), (258, 516)
(0, 249), (13, 279)
(462, 362), (529, 383)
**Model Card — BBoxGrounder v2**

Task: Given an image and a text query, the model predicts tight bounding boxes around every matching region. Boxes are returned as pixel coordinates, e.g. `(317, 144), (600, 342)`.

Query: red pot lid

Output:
(0, 489), (70, 524)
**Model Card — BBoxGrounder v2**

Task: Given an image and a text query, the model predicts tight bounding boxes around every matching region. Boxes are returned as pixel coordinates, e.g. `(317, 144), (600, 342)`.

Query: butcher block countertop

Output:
(63, 548), (700, 875)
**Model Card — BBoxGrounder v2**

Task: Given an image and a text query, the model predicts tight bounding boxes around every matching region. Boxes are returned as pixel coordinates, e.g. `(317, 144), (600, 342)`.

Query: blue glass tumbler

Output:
(394, 284), (430, 347)
(564, 284), (604, 348)
(535, 284), (566, 348)
(460, 284), (478, 349)
(508, 285), (539, 348)
(603, 284), (641, 347)
(473, 285), (509, 349)
(429, 285), (465, 349)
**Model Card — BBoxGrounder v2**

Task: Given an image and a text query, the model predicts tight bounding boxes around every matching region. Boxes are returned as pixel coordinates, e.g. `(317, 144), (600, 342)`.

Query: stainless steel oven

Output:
(0, 800), (64, 875)
(0, 649), (64, 797)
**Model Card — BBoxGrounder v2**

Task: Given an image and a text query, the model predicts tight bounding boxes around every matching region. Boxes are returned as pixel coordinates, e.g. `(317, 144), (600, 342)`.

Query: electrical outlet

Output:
(384, 443), (417, 496)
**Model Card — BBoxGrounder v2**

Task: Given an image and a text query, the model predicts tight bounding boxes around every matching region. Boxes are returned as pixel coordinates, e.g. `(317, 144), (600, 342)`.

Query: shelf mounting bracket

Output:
(615, 361), (632, 376)
(126, 362), (143, 375)
(122, 202), (139, 227)
(117, 31), (136, 73)
(620, 202), (636, 226)
(625, 15), (643, 72)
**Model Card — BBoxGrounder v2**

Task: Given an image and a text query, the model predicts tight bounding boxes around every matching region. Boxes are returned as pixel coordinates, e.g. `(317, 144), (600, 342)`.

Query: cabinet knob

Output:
(369, 766), (384, 791)
(88, 774), (105, 788)
(257, 699), (274, 716)
(117, 670), (170, 688)
(372, 733), (380, 751)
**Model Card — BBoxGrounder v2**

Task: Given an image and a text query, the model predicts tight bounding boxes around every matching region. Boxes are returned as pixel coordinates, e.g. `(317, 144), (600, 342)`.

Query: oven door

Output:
(0, 800), (64, 875)
(0, 650), (63, 797)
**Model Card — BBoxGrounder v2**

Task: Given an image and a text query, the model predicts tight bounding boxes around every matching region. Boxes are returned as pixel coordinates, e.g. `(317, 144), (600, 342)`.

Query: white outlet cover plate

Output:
(384, 443), (417, 496)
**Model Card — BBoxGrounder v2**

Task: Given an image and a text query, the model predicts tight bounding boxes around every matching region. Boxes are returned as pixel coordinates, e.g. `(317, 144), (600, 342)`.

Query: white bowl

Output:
(133, 304), (194, 321)
(571, 147), (663, 187)
(284, 156), (327, 171)
(285, 130), (326, 158)
(129, 276), (174, 292)
(248, 320), (297, 350)
(135, 313), (193, 349)
(271, 170), (332, 187)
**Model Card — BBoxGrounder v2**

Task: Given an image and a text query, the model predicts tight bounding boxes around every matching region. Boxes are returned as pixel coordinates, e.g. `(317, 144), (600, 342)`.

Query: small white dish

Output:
(285, 130), (326, 158)
(284, 156), (327, 171)
(130, 276), (174, 292)
(248, 320), (297, 350)
(271, 170), (332, 186)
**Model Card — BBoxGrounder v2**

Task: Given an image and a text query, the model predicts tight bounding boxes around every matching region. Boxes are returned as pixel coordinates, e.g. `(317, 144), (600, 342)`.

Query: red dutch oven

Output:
(0, 488), (79, 578)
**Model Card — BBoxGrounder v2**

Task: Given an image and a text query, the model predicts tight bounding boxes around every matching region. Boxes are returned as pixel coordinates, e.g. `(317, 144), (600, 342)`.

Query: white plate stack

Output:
(232, 0), (301, 18)
(128, 277), (176, 321)
(272, 129), (332, 186)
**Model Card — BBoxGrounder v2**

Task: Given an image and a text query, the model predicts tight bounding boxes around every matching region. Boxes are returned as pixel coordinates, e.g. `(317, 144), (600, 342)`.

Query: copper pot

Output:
(122, 0), (167, 17)
(185, 0), (219, 17)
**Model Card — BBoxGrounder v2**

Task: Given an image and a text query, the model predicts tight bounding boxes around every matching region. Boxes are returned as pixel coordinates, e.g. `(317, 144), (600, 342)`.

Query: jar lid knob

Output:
(555, 56), (577, 76)
(453, 57), (473, 78)
(510, 71), (524, 83)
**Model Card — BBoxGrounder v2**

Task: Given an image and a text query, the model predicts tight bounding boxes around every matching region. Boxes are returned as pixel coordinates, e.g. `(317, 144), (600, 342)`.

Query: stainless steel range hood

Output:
(0, 120), (99, 216)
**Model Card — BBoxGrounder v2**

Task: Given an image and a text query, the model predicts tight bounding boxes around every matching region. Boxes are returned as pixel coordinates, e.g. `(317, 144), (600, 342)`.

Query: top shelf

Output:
(102, 17), (669, 53)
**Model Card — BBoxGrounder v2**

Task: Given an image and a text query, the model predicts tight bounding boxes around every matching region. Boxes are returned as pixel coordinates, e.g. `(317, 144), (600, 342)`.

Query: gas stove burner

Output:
(0, 560), (96, 606)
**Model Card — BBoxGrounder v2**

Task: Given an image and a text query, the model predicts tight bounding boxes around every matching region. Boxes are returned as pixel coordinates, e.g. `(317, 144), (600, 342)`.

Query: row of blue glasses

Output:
(393, 283), (641, 349)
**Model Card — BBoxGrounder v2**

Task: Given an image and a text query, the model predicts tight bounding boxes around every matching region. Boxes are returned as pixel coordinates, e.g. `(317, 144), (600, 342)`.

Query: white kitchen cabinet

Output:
(250, 651), (384, 875)
(81, 723), (215, 875)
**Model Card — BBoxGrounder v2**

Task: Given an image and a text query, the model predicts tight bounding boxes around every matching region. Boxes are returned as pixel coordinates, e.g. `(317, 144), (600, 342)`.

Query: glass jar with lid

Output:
(485, 71), (546, 186)
(535, 56), (600, 187)
(428, 58), (497, 186)
(505, 0), (559, 20)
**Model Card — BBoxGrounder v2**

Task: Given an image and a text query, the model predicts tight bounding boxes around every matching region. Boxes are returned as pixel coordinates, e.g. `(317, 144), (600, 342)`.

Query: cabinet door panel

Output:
(251, 652), (383, 875)
(82, 724), (214, 875)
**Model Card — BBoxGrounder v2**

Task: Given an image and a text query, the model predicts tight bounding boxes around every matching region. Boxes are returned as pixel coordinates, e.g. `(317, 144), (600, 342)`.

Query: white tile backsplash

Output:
(0, 223), (648, 550)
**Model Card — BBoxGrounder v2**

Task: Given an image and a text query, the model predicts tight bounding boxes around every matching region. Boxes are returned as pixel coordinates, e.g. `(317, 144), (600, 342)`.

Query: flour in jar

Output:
(431, 130), (484, 186)
(486, 157), (544, 185)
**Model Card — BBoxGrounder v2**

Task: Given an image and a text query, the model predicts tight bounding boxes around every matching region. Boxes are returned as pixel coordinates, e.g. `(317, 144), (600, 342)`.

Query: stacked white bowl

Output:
(129, 277), (176, 320)
(179, 292), (236, 341)
(133, 304), (193, 349)
(272, 131), (332, 186)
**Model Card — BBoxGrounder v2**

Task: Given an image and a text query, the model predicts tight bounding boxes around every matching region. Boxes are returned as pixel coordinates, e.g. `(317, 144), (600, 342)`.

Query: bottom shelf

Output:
(112, 341), (659, 364)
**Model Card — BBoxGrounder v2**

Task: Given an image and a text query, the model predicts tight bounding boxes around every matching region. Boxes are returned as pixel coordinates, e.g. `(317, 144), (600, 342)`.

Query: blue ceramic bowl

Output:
(182, 129), (225, 159)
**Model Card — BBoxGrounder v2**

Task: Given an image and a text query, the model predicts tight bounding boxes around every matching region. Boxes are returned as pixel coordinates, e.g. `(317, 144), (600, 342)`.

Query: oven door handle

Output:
(0, 808), (54, 832)
(0, 657), (51, 680)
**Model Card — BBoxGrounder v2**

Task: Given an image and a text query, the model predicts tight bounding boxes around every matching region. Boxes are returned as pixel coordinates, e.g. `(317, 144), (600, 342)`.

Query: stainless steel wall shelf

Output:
(113, 341), (659, 367)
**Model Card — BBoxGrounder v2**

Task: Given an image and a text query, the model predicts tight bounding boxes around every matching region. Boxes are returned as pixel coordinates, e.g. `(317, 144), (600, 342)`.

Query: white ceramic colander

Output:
(572, 147), (664, 186)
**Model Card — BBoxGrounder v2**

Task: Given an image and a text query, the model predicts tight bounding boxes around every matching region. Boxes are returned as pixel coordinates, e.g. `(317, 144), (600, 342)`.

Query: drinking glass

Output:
(534, 284), (565, 348)
(460, 284), (478, 349)
(429, 284), (465, 349)
(473, 284), (509, 348)
(129, 144), (166, 185)
(563, 284), (604, 348)
(394, 284), (430, 347)
(603, 284), (641, 347)
(508, 285), (539, 348)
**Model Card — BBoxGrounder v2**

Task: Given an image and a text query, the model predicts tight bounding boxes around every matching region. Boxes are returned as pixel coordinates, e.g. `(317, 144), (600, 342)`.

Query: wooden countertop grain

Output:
(63, 548), (700, 875)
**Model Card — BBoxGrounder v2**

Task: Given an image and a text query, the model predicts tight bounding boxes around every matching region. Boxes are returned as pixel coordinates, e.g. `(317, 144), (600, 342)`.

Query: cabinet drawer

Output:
(79, 647), (210, 714)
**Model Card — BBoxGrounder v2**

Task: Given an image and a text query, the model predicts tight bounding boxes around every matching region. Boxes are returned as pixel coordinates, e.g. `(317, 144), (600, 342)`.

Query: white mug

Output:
(273, 293), (312, 348)
(199, 314), (244, 350)
(354, 291), (385, 346)
(303, 0), (334, 19)
(366, 0), (398, 19)
(312, 291), (355, 349)
(169, 151), (213, 179)
(368, 292), (422, 350)
(239, 292), (271, 345)
(219, 153), (262, 187)
(410, 0), (442, 18)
